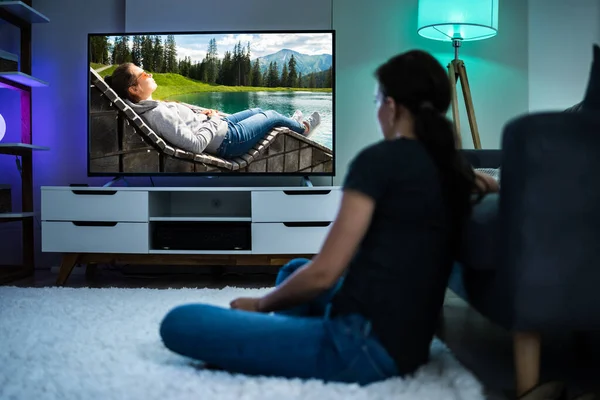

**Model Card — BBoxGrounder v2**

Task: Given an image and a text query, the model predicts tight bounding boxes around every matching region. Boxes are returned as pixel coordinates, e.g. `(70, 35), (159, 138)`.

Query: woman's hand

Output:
(230, 297), (262, 312)
(201, 109), (220, 118)
(474, 170), (500, 193)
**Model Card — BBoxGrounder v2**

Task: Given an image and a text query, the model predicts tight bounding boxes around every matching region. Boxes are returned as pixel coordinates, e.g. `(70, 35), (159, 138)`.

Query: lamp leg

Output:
(455, 60), (482, 149)
(448, 61), (462, 149)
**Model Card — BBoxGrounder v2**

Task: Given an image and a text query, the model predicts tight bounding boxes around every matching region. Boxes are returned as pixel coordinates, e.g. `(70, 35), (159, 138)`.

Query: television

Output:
(87, 30), (335, 177)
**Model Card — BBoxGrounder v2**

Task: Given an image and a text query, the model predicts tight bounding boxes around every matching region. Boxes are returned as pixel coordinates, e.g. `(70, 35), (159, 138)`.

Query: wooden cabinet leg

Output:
(514, 331), (541, 396)
(56, 253), (80, 286)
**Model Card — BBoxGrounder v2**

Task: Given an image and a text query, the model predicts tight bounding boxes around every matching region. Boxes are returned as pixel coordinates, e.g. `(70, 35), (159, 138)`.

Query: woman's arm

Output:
(231, 189), (376, 313)
(145, 104), (219, 154)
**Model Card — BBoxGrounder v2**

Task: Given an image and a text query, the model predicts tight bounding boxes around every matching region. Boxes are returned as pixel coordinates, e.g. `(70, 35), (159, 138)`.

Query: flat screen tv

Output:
(87, 30), (335, 176)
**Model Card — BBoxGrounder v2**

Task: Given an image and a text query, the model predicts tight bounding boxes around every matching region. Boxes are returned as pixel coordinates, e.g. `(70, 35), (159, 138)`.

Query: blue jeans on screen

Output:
(159, 258), (398, 385)
(216, 108), (305, 158)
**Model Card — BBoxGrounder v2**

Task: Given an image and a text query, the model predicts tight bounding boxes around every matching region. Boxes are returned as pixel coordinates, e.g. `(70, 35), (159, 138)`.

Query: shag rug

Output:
(0, 286), (484, 400)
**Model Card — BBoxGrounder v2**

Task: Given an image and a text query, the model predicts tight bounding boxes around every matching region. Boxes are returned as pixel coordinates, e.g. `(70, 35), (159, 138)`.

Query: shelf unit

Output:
(0, 1), (50, 284)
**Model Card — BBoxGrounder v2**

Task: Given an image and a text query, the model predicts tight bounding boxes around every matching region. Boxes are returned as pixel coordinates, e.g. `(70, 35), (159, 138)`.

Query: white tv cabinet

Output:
(41, 185), (342, 285)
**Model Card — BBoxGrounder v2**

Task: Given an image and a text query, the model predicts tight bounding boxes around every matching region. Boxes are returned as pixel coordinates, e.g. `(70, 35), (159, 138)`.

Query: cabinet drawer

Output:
(252, 189), (342, 222)
(252, 222), (332, 254)
(42, 189), (148, 222)
(42, 221), (148, 253)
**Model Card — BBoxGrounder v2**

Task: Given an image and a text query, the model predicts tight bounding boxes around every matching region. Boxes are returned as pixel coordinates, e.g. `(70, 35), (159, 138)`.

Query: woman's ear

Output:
(127, 85), (140, 101)
(394, 102), (410, 122)
(384, 97), (397, 126)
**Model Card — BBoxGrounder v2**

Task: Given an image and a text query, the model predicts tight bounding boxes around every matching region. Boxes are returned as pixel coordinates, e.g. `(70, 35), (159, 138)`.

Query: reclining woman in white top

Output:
(105, 62), (321, 159)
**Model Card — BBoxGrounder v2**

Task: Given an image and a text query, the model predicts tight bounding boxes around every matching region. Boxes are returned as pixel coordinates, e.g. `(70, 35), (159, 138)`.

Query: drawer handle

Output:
(283, 222), (331, 228)
(72, 221), (118, 227)
(71, 190), (117, 195)
(283, 190), (331, 196)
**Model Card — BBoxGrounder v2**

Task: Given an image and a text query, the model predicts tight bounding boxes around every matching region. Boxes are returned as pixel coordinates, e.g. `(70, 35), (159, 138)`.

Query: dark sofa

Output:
(450, 111), (600, 395)
(447, 44), (600, 396)
(453, 110), (600, 325)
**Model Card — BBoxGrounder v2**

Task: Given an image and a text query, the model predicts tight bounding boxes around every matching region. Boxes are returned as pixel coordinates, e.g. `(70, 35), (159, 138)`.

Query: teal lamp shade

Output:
(417, 0), (499, 42)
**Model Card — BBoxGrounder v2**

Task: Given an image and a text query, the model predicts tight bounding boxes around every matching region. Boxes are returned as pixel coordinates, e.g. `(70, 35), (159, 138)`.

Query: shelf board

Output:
(0, 143), (50, 150)
(0, 1), (49, 24)
(0, 212), (35, 222)
(0, 143), (50, 156)
(149, 217), (252, 222)
(0, 49), (18, 63)
(0, 72), (48, 89)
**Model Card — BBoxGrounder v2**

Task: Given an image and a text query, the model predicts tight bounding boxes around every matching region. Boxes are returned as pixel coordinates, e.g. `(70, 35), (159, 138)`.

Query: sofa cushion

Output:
(457, 193), (500, 271)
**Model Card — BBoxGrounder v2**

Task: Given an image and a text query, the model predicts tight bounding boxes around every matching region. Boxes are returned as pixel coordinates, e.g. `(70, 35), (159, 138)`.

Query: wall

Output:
(0, 0), (529, 269)
(528, 0), (600, 112)
(125, 0), (331, 32)
(333, 0), (528, 163)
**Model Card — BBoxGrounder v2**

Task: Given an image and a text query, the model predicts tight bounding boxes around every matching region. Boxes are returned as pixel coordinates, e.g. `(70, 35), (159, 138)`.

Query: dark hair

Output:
(104, 62), (138, 102)
(375, 50), (479, 252)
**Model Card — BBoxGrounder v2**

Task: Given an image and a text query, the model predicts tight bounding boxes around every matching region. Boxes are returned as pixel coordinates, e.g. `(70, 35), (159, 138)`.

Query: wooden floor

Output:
(5, 266), (600, 400)
(9, 265), (279, 289)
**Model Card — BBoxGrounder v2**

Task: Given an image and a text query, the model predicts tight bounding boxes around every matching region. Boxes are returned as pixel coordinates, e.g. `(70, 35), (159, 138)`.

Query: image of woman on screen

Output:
(104, 63), (321, 159)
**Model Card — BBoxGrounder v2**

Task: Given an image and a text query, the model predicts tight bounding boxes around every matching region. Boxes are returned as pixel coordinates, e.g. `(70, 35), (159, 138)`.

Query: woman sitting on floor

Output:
(158, 49), (494, 385)
(105, 62), (321, 159)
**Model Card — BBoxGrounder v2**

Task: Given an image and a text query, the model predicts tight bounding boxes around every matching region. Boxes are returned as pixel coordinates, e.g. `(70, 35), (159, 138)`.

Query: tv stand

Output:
(103, 176), (129, 187)
(301, 176), (314, 187)
(41, 185), (342, 285)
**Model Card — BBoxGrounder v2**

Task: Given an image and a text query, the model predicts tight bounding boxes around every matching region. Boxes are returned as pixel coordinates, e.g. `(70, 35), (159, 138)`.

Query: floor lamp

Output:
(417, 0), (499, 149)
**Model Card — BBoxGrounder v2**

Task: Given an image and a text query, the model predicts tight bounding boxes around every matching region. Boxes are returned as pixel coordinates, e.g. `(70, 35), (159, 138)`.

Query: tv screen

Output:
(87, 30), (335, 176)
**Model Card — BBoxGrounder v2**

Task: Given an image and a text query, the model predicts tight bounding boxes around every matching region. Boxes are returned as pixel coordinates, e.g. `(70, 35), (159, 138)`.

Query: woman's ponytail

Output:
(412, 103), (456, 171)
(412, 105), (477, 249)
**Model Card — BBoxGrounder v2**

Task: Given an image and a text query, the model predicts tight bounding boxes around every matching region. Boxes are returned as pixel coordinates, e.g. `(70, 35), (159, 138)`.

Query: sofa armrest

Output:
(499, 112), (600, 331)
(456, 149), (502, 272)
(459, 193), (500, 271)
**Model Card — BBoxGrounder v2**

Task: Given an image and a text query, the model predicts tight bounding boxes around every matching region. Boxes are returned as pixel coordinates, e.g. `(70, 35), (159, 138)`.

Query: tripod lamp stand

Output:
(417, 0), (499, 149)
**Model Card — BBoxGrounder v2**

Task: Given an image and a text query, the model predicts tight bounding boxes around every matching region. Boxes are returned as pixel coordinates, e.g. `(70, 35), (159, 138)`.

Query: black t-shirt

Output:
(330, 138), (453, 376)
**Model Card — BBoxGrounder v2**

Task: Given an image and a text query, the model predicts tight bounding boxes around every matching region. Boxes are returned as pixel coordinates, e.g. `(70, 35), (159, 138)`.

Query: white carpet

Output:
(0, 286), (484, 400)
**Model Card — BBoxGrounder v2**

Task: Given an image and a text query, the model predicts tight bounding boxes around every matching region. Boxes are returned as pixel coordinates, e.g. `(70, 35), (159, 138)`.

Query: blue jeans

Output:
(159, 258), (398, 385)
(216, 108), (305, 158)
